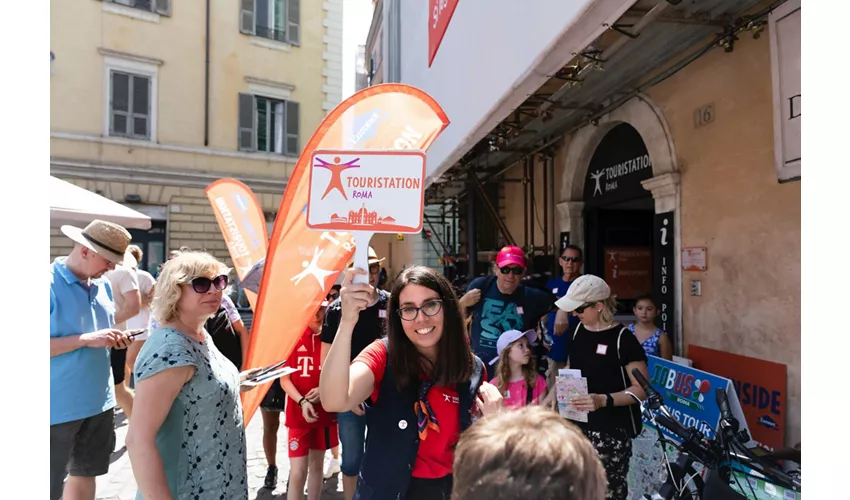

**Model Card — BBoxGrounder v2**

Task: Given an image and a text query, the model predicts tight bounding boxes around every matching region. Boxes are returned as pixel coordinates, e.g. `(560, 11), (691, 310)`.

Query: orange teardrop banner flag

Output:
(241, 84), (450, 425)
(205, 179), (269, 311)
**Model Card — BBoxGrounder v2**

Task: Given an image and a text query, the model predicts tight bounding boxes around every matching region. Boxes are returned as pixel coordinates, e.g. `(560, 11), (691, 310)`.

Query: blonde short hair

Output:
(127, 244), (143, 264)
(599, 297), (618, 324)
(151, 251), (230, 324)
(452, 406), (606, 500)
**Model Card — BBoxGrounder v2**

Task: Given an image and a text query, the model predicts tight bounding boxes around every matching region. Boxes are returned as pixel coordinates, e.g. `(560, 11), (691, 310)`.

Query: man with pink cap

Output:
(459, 245), (555, 379)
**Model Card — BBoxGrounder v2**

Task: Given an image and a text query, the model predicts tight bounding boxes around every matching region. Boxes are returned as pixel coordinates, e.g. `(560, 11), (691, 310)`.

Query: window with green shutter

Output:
(109, 71), (151, 140)
(237, 93), (300, 156)
(240, 0), (299, 45)
(102, 0), (171, 16)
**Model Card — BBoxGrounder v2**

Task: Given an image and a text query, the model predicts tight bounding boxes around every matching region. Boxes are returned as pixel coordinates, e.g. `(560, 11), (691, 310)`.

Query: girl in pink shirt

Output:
(490, 329), (548, 409)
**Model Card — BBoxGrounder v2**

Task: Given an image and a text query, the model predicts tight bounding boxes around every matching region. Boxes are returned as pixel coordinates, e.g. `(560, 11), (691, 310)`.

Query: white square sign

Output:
(306, 149), (426, 234)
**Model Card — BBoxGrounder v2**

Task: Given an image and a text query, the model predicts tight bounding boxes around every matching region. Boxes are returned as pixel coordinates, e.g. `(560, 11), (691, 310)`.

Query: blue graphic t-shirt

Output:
(467, 276), (554, 378)
(544, 276), (580, 363)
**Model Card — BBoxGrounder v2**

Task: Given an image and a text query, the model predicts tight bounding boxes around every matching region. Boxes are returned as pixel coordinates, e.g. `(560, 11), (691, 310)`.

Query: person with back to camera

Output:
(320, 265), (504, 500)
(553, 274), (650, 500)
(451, 405), (607, 500)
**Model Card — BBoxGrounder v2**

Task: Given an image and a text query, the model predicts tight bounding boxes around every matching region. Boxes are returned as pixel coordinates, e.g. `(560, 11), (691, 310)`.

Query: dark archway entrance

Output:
(583, 123), (654, 316)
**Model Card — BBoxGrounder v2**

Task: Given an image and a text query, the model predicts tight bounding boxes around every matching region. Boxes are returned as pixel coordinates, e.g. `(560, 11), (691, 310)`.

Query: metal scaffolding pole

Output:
(469, 173), (517, 247)
(548, 155), (558, 269)
(542, 154), (549, 261)
(466, 172), (477, 279)
(523, 158), (529, 248)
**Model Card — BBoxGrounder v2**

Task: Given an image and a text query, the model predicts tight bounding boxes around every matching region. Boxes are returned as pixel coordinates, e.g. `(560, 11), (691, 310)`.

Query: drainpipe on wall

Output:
(204, 0), (211, 146)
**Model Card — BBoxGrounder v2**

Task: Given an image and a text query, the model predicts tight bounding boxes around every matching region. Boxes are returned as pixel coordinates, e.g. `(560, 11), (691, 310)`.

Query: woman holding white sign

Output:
(554, 274), (649, 500)
(320, 265), (504, 500)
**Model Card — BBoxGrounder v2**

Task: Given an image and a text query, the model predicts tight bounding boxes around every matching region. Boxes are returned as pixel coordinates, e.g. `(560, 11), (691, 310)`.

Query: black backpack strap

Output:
(458, 356), (484, 431)
(526, 379), (534, 406)
(481, 275), (497, 295)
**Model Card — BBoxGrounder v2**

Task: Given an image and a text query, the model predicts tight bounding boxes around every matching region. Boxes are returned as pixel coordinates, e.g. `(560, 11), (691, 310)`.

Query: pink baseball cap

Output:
(496, 245), (527, 269)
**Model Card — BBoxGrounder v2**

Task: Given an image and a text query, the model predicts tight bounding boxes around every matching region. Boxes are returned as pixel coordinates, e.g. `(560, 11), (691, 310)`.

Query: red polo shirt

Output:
(354, 339), (486, 479)
(285, 328), (336, 429)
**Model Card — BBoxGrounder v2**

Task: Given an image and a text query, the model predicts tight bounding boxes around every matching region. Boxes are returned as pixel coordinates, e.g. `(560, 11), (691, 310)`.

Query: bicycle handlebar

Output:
(715, 388), (740, 434)
(631, 368), (721, 465)
(631, 372), (801, 495)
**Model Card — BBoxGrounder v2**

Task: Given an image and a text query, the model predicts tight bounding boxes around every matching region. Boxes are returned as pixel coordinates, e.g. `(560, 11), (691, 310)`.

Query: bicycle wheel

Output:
(658, 462), (705, 499)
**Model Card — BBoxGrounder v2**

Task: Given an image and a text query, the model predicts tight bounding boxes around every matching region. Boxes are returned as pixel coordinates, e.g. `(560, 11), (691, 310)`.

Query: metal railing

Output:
(255, 25), (286, 43)
(106, 0), (153, 12)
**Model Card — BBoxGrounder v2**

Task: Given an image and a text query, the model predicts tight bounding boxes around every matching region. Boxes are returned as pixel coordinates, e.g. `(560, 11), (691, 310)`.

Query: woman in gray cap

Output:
(554, 274), (649, 500)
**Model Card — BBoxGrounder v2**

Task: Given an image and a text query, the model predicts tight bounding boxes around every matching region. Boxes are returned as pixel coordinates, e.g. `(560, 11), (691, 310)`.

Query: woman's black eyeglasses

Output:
(398, 299), (443, 321)
(189, 275), (229, 294)
(573, 302), (597, 314)
(499, 266), (524, 275)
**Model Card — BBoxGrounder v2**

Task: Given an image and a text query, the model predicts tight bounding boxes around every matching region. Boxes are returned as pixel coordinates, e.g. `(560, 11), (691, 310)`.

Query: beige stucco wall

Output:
(50, 0), (343, 263)
(644, 32), (800, 445)
(50, 0), (331, 153)
(538, 32), (799, 444)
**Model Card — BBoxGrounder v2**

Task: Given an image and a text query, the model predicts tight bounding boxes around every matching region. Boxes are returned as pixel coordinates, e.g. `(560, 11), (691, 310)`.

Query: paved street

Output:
(96, 409), (345, 500)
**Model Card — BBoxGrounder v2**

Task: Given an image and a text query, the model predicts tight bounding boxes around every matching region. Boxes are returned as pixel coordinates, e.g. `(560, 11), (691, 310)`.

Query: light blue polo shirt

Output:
(50, 258), (117, 426)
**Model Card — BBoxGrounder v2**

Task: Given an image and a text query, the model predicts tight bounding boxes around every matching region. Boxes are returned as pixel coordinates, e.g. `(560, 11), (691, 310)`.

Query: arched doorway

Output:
(556, 94), (681, 352)
(583, 123), (655, 315)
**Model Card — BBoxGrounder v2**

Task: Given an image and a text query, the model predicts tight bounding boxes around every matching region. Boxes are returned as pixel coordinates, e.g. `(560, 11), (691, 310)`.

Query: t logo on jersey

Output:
(297, 356), (314, 377)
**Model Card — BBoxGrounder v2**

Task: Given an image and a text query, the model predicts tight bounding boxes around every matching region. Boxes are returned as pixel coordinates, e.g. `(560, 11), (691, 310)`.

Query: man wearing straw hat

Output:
(50, 219), (135, 500)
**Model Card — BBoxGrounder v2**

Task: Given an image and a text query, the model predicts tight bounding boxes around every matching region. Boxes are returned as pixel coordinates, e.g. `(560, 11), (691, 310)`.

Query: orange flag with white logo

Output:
(241, 84), (450, 425)
(205, 179), (269, 311)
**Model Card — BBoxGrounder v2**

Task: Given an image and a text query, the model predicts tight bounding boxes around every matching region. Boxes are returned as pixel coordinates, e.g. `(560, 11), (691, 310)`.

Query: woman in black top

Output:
(555, 275), (649, 500)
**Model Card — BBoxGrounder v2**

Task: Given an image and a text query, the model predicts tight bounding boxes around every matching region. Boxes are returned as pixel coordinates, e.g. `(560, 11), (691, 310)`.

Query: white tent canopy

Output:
(50, 175), (152, 230)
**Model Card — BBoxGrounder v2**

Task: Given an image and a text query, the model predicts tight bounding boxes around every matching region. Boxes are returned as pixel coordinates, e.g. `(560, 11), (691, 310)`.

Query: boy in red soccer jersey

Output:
(280, 301), (338, 500)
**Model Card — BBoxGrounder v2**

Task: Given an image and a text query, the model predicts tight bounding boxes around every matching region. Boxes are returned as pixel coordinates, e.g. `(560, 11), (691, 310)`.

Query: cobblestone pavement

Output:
(95, 409), (345, 499)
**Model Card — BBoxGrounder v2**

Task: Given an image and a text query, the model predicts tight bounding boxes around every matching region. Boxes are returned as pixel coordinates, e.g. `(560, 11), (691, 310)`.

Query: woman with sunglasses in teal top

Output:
(127, 251), (261, 500)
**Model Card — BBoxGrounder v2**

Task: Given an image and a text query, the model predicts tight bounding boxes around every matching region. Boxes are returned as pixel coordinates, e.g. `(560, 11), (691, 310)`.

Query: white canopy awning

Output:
(50, 176), (152, 230)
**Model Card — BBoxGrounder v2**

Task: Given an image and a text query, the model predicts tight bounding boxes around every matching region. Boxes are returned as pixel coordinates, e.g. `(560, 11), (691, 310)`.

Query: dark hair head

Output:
(562, 245), (583, 261)
(634, 294), (658, 308)
(387, 266), (474, 390)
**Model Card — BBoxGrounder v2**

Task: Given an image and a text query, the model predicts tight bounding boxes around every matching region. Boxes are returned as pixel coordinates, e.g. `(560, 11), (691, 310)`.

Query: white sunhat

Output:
(554, 274), (611, 312)
(489, 329), (538, 366)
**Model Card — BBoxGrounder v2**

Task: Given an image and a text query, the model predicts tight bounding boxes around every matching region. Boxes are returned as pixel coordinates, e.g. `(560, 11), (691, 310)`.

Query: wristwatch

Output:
(605, 393), (614, 408)
(298, 397), (307, 407)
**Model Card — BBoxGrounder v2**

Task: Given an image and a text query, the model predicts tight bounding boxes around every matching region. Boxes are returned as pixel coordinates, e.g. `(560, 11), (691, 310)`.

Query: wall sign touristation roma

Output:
(222, 84), (449, 425)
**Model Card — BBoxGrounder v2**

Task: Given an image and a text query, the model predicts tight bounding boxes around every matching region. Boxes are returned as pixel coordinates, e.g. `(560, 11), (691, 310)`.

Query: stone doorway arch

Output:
(555, 93), (683, 353)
